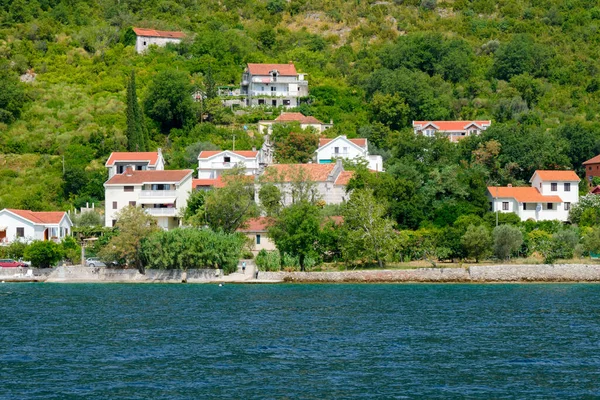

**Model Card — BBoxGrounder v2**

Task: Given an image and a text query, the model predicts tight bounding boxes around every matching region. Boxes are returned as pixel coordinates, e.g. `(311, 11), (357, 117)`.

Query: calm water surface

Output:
(1, 283), (599, 399)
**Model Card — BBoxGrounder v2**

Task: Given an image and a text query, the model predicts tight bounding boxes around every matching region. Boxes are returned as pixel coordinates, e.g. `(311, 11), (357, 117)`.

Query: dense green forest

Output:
(2, 0), (600, 230)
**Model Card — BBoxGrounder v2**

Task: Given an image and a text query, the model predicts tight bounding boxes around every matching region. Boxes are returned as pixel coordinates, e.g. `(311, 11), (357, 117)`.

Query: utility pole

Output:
(495, 186), (499, 227)
(233, 134), (236, 151)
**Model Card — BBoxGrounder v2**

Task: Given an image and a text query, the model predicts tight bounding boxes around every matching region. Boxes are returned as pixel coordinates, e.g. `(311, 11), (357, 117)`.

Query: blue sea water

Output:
(1, 283), (600, 399)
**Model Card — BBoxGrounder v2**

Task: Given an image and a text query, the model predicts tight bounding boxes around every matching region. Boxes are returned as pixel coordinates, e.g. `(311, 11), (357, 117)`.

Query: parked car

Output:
(0, 259), (28, 268)
(85, 257), (117, 268)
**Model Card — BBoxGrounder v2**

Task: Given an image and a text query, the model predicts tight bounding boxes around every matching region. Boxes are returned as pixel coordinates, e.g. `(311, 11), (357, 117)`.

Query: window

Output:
(143, 41), (146, 46)
(547, 203), (553, 210)
(112, 220), (117, 227)
(224, 156), (231, 163)
(124, 186), (134, 192)
(118, 165), (125, 174)
(256, 234), (261, 245)
(590, 167), (593, 171)
(565, 202), (571, 211)
(129, 201), (136, 207)
(502, 202), (509, 211)
(334, 147), (339, 154)
(523, 203), (527, 211)
(112, 201), (117, 209)
(260, 86), (264, 92)
(271, 86), (276, 92)
(564, 183), (571, 192)
(258, 99), (265, 105)
(343, 147), (348, 154)
(136, 165), (143, 170)
(271, 71), (278, 82)
(551, 183), (557, 191)
(272, 100), (277, 106)
(151, 184), (170, 191)
(283, 99), (290, 106)
(16, 227), (24, 238)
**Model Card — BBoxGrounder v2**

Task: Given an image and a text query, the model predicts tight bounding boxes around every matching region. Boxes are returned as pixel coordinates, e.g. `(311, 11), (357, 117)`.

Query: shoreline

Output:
(3, 264), (600, 284)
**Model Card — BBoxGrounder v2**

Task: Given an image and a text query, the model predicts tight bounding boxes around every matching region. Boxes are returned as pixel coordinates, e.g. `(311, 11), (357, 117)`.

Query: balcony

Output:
(144, 208), (178, 217)
(140, 190), (177, 197)
(249, 90), (300, 97)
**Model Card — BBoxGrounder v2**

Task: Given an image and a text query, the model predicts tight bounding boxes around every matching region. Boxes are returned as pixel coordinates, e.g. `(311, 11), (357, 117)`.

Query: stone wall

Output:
(45, 267), (221, 283)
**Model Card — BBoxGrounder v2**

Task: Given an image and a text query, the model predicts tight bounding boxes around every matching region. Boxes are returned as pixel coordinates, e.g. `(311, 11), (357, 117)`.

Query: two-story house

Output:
(413, 120), (491, 142)
(0, 209), (72, 245)
(104, 168), (193, 230)
(582, 154), (600, 186)
(133, 28), (185, 54)
(258, 112), (333, 135)
(105, 150), (165, 178)
(241, 63), (308, 108)
(197, 150), (259, 179)
(315, 136), (384, 172)
(487, 170), (580, 222)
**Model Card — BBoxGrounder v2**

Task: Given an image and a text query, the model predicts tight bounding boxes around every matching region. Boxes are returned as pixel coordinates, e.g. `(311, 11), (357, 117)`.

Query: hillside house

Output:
(413, 120), (491, 142)
(258, 112), (333, 135)
(583, 154), (600, 186)
(237, 217), (276, 255)
(197, 150), (259, 179)
(133, 28), (185, 54)
(0, 209), (72, 245)
(104, 168), (193, 230)
(241, 63), (308, 108)
(487, 170), (580, 222)
(105, 150), (165, 178)
(315, 136), (384, 172)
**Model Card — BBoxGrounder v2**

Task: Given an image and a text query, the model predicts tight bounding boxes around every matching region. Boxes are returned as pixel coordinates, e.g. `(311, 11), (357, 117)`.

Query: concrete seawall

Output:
(44, 266), (222, 283)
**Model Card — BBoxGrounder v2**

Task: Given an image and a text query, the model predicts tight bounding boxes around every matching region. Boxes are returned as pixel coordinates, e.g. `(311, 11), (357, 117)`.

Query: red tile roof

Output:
(132, 27), (185, 39)
(6, 209), (67, 224)
(105, 152), (160, 167)
(237, 217), (274, 232)
(583, 155), (600, 165)
(274, 112), (323, 124)
(335, 171), (354, 186)
(319, 137), (367, 148)
(487, 187), (563, 203)
(531, 170), (580, 182)
(263, 164), (337, 183)
(105, 169), (192, 185)
(413, 120), (491, 131)
(591, 185), (600, 194)
(247, 63), (297, 76)
(324, 215), (344, 225)
(198, 150), (258, 159)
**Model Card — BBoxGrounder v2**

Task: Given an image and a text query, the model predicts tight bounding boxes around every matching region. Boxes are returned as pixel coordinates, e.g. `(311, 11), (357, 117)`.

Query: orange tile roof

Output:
(237, 217), (274, 233)
(263, 164), (337, 183)
(274, 112), (323, 124)
(105, 169), (192, 185)
(6, 209), (67, 224)
(583, 155), (600, 165)
(247, 63), (297, 76)
(105, 152), (160, 167)
(198, 150), (258, 159)
(413, 120), (491, 131)
(319, 137), (367, 148)
(531, 170), (580, 182)
(132, 27), (185, 39)
(335, 171), (354, 185)
(487, 187), (563, 203)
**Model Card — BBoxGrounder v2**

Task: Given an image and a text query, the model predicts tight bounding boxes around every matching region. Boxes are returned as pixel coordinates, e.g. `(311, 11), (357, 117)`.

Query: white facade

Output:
(133, 28), (184, 54)
(241, 64), (308, 108)
(197, 151), (259, 179)
(105, 150), (165, 179)
(0, 209), (72, 245)
(413, 121), (491, 143)
(104, 169), (193, 230)
(315, 136), (384, 172)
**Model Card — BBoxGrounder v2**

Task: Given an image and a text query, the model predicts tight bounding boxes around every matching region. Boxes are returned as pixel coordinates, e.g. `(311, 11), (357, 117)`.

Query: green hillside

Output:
(1, 0), (600, 228)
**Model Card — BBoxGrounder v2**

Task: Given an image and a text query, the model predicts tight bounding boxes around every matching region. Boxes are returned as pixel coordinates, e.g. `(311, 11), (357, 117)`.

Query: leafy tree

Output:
(258, 183), (282, 216)
(60, 236), (81, 264)
(492, 224), (523, 260)
(144, 70), (195, 132)
(583, 227), (600, 255)
(0, 71), (28, 124)
(6, 240), (27, 260)
(274, 130), (319, 163)
(369, 92), (410, 130)
(493, 35), (550, 80)
(569, 194), (600, 225)
(24, 241), (63, 268)
(126, 70), (147, 151)
(183, 189), (207, 224)
(461, 224), (492, 262)
(255, 249), (281, 271)
(72, 211), (103, 227)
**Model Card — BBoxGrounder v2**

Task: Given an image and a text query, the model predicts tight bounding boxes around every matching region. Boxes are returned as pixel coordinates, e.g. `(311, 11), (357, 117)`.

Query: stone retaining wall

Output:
(45, 266), (221, 283)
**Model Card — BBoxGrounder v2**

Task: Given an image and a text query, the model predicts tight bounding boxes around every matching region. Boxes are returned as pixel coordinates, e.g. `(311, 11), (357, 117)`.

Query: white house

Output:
(487, 170), (580, 222)
(105, 150), (165, 178)
(413, 120), (491, 143)
(133, 28), (185, 54)
(260, 160), (353, 206)
(241, 63), (308, 108)
(315, 136), (384, 172)
(197, 150), (259, 179)
(258, 112), (332, 135)
(104, 168), (193, 230)
(0, 209), (72, 245)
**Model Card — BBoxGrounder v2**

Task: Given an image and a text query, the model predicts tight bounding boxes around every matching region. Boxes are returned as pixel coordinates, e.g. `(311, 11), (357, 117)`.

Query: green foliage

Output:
(143, 70), (195, 133)
(492, 224), (523, 260)
(259, 183), (282, 216)
(5, 240), (28, 260)
(24, 240), (63, 268)
(493, 35), (550, 81)
(461, 224), (492, 262)
(0, 70), (29, 124)
(569, 194), (600, 226)
(60, 235), (81, 263)
(72, 211), (103, 227)
(126, 70), (147, 151)
(255, 249), (281, 271)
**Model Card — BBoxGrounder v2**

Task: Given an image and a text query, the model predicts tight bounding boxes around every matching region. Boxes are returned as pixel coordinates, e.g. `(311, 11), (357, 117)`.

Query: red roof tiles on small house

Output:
(264, 164), (336, 183)
(487, 187), (563, 203)
(198, 150), (258, 159)
(583, 155), (600, 165)
(105, 169), (193, 185)
(247, 63), (297, 76)
(105, 152), (160, 167)
(413, 121), (491, 131)
(274, 112), (323, 124)
(237, 217), (274, 233)
(530, 170), (580, 182)
(6, 209), (67, 224)
(132, 27), (185, 39)
(318, 138), (367, 148)
(335, 171), (354, 186)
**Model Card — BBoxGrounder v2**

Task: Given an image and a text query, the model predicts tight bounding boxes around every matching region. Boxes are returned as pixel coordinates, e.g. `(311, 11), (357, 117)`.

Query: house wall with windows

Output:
(241, 63), (308, 108)
(105, 150), (164, 178)
(133, 28), (184, 54)
(197, 150), (259, 179)
(315, 136), (384, 172)
(0, 209), (72, 244)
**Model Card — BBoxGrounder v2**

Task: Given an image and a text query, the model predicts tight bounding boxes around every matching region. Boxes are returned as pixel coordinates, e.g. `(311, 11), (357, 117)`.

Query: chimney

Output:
(289, 60), (293, 64)
(252, 146), (256, 152)
(125, 166), (134, 176)
(330, 119), (333, 125)
(507, 184), (512, 187)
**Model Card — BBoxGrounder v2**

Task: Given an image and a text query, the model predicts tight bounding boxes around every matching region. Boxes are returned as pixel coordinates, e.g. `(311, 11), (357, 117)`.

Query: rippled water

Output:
(1, 283), (600, 398)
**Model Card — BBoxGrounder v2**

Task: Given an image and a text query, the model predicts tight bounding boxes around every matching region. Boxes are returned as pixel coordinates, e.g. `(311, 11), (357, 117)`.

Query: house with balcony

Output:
(258, 112), (332, 135)
(241, 63), (308, 108)
(104, 168), (193, 229)
(0, 209), (72, 245)
(197, 150), (259, 179)
(133, 27), (185, 54)
(315, 136), (384, 172)
(105, 150), (164, 178)
(413, 120), (491, 143)
(487, 170), (580, 222)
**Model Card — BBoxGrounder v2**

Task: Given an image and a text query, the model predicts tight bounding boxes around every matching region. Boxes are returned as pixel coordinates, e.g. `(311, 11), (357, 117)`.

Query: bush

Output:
(493, 225), (523, 260)
(24, 241), (64, 268)
(255, 249), (281, 271)
(281, 253), (300, 270)
(461, 224), (492, 262)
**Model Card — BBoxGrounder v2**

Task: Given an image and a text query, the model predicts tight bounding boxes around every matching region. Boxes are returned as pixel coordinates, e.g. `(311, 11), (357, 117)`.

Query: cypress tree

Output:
(126, 70), (147, 151)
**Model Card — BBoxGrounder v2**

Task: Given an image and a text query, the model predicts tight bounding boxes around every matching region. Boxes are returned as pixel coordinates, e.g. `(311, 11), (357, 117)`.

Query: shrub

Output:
(255, 249), (281, 271)
(24, 241), (64, 268)
(461, 224), (492, 262)
(493, 225), (523, 260)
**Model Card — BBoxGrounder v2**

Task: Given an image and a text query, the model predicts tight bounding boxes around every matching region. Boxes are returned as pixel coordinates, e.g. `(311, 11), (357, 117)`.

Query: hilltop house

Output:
(315, 136), (384, 172)
(133, 28), (185, 54)
(487, 170), (580, 222)
(258, 112), (333, 135)
(413, 120), (491, 142)
(260, 160), (353, 206)
(241, 63), (308, 108)
(104, 168), (193, 229)
(197, 150), (259, 179)
(0, 209), (72, 245)
(582, 154), (600, 186)
(105, 150), (165, 178)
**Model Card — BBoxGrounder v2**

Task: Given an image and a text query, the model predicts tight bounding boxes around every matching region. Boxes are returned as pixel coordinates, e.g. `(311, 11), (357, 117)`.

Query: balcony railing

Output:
(139, 190), (177, 198)
(249, 91), (300, 97)
(144, 208), (178, 216)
